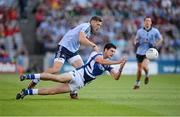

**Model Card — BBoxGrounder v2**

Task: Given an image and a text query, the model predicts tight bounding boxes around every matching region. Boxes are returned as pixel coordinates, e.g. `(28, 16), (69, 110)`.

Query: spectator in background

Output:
(0, 41), (11, 63)
(19, 0), (28, 19)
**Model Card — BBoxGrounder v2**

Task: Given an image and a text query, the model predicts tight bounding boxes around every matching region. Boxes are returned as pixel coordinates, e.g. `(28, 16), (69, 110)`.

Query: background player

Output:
(133, 16), (163, 89)
(16, 43), (126, 99)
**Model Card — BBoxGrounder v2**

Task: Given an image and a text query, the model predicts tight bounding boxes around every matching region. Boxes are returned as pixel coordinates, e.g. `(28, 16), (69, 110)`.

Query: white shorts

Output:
(68, 69), (85, 92)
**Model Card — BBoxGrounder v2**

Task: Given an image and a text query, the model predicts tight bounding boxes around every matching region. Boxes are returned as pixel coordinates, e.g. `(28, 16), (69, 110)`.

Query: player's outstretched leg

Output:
(133, 62), (143, 89)
(16, 88), (39, 100)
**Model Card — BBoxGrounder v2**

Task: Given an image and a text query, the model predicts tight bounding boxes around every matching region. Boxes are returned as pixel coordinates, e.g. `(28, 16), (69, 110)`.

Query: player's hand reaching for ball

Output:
(118, 57), (127, 64)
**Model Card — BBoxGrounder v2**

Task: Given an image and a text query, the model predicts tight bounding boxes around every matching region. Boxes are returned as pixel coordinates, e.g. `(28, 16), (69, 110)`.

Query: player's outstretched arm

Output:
(95, 56), (126, 65)
(110, 60), (127, 80)
(79, 31), (99, 52)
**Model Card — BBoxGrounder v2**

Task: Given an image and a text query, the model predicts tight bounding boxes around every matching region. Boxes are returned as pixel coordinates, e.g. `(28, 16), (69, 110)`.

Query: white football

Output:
(146, 48), (159, 59)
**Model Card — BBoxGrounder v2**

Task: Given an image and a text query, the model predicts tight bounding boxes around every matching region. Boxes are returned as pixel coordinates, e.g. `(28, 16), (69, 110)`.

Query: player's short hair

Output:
(104, 43), (116, 51)
(90, 16), (103, 22)
(144, 16), (152, 21)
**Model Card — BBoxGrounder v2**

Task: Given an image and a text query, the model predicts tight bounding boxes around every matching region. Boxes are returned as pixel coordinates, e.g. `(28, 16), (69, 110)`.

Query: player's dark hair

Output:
(90, 16), (102, 22)
(104, 43), (116, 51)
(144, 16), (152, 21)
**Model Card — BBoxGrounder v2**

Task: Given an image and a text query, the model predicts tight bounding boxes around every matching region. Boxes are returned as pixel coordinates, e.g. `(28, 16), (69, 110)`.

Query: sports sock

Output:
(136, 80), (141, 86)
(34, 74), (40, 79)
(31, 74), (40, 84)
(24, 89), (38, 95)
(26, 74), (40, 80)
(145, 71), (149, 78)
(26, 74), (35, 80)
(32, 79), (40, 84)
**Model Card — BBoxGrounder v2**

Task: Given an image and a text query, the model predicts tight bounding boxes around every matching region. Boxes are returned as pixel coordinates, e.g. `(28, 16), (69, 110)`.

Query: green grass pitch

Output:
(0, 74), (180, 116)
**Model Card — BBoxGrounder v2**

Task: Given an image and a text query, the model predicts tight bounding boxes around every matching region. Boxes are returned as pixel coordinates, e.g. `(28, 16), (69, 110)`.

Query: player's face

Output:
(105, 48), (116, 58)
(144, 18), (152, 29)
(91, 20), (102, 34)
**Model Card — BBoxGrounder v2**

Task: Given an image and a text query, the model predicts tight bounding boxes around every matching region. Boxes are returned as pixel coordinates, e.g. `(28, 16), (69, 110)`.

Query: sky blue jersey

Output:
(59, 23), (92, 53)
(135, 27), (161, 55)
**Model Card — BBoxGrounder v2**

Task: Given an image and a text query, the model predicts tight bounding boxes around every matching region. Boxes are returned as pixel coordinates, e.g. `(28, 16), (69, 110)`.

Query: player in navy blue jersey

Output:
(16, 43), (126, 100)
(17, 16), (103, 99)
(133, 17), (163, 89)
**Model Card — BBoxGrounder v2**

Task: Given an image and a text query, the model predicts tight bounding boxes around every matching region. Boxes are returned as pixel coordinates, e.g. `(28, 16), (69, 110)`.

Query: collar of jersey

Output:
(143, 27), (152, 32)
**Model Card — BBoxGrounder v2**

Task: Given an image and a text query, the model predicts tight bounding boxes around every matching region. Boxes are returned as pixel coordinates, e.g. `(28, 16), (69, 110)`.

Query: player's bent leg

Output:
(142, 59), (150, 85)
(44, 60), (64, 74)
(134, 63), (142, 89)
(68, 55), (84, 99)
(68, 55), (84, 68)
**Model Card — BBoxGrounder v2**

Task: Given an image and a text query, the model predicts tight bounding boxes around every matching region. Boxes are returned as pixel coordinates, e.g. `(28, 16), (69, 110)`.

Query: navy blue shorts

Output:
(136, 54), (146, 63)
(54, 45), (80, 63)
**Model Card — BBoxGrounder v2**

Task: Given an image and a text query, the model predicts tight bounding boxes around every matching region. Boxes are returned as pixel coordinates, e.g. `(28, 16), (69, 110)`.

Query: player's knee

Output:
(137, 67), (142, 71)
(143, 66), (148, 71)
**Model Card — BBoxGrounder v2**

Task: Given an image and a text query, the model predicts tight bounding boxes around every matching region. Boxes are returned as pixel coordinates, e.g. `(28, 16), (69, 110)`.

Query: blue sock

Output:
(145, 72), (149, 78)
(26, 74), (35, 80)
(24, 89), (33, 95)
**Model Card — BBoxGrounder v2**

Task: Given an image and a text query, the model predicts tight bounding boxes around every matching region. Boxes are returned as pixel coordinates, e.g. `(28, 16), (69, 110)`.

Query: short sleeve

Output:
(135, 29), (140, 39)
(155, 29), (161, 40)
(104, 65), (113, 72)
(80, 24), (90, 33)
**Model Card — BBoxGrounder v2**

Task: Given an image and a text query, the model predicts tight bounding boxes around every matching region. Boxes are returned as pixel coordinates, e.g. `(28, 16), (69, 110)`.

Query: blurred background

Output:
(0, 0), (180, 74)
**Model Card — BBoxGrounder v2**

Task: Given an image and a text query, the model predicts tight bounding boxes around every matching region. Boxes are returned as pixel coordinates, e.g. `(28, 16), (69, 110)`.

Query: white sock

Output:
(34, 74), (40, 79)
(32, 89), (38, 95)
(136, 80), (141, 86)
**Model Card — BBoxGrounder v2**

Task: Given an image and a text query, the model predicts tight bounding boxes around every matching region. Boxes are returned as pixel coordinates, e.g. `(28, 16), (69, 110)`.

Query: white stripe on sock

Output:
(32, 89), (38, 95)
(34, 74), (40, 79)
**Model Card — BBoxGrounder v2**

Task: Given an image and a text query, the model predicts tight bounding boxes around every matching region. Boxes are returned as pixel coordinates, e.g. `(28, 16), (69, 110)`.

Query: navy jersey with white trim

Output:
(77, 51), (113, 84)
(59, 23), (92, 53)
